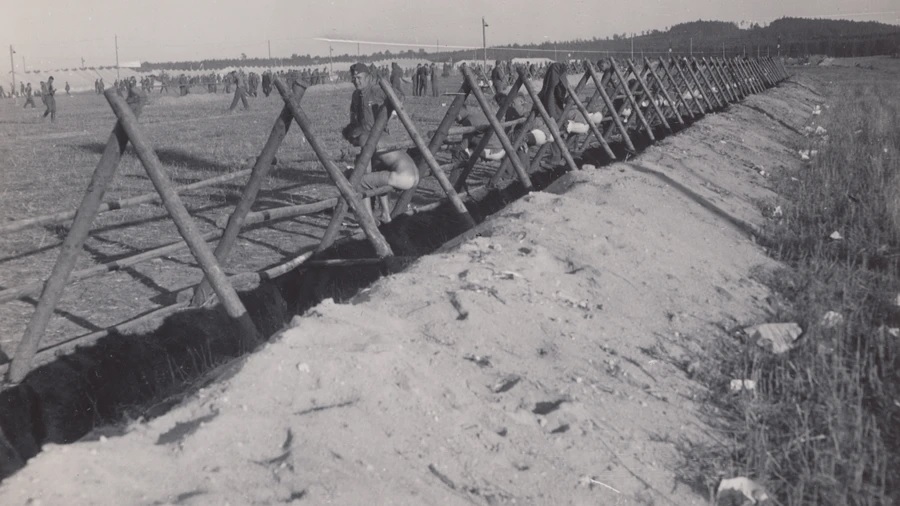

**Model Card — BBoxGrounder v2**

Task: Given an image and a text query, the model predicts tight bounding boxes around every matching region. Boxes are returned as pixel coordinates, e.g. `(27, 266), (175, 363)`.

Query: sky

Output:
(2, 0), (898, 76)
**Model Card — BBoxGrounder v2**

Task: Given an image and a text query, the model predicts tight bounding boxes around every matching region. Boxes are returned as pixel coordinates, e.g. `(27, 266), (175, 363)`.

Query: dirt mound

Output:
(0, 78), (822, 504)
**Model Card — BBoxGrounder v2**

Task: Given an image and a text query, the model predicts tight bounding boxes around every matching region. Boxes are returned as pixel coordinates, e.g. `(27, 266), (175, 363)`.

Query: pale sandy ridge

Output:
(0, 81), (820, 505)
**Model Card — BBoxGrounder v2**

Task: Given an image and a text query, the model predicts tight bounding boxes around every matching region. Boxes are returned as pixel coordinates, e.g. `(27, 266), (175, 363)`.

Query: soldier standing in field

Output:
(262, 70), (272, 97)
(430, 63), (439, 96)
(64, 82), (71, 96)
(490, 59), (506, 94)
(389, 62), (405, 98)
(39, 81), (47, 106)
(228, 70), (250, 111)
(23, 83), (35, 108)
(42, 76), (57, 122)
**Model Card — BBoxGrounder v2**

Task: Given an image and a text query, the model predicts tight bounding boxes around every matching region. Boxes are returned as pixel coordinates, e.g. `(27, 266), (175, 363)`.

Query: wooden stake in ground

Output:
(516, 66), (579, 172)
(679, 58), (714, 112)
(392, 85), (469, 218)
(582, 62), (634, 153)
(318, 95), (391, 253)
(6, 91), (147, 383)
(460, 65), (533, 190)
(376, 75), (476, 228)
(692, 57), (725, 109)
(609, 58), (656, 141)
(656, 57), (696, 119)
(643, 57), (685, 126)
(192, 80), (308, 307)
(454, 76), (524, 191)
(104, 91), (261, 350)
(272, 76), (393, 258)
(559, 75), (615, 159)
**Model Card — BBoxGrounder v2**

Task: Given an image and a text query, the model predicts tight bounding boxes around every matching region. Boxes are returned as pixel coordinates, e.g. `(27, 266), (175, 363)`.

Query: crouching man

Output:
(343, 63), (419, 219)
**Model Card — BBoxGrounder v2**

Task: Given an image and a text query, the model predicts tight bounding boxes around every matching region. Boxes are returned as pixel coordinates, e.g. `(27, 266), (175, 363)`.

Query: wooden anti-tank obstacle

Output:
(1, 57), (788, 383)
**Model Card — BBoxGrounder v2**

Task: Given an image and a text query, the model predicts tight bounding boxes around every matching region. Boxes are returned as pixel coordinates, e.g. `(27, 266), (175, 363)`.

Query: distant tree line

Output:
(139, 17), (900, 72)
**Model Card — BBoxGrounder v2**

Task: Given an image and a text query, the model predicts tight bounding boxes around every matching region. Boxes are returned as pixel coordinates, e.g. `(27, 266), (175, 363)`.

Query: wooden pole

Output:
(723, 58), (747, 99)
(559, 76), (615, 159)
(733, 58), (756, 94)
(0, 167), (251, 235)
(708, 57), (736, 103)
(272, 76), (393, 258)
(460, 65), (533, 189)
(720, 58), (744, 100)
(317, 98), (390, 253)
(750, 58), (770, 89)
(392, 84), (469, 217)
(104, 90), (261, 350)
(680, 58), (714, 112)
(642, 57), (685, 125)
(6, 91), (147, 383)
(487, 109), (538, 188)
(192, 82), (307, 306)
(735, 58), (759, 95)
(692, 57), (725, 109)
(656, 57), (695, 119)
(515, 66), (579, 172)
(376, 75), (476, 227)
(669, 57), (706, 115)
(454, 75), (525, 191)
(614, 59), (661, 137)
(584, 62), (634, 152)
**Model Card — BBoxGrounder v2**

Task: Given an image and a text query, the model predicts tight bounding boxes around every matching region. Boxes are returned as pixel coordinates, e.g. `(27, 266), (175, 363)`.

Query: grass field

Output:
(682, 56), (900, 505)
(0, 81), (470, 359)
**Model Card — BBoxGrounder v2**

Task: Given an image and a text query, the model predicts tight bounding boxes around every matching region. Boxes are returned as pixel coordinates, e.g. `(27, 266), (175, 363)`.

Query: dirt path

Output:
(0, 78), (821, 504)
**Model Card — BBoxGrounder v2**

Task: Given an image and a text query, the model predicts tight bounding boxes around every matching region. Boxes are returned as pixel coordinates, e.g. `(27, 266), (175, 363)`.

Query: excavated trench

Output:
(0, 121), (679, 480)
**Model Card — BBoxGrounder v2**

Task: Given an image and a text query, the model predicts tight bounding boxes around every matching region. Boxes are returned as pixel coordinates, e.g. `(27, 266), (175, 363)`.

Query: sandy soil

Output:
(0, 75), (821, 504)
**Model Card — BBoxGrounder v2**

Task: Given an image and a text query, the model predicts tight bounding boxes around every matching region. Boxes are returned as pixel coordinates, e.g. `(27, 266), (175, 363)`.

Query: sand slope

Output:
(0, 78), (820, 505)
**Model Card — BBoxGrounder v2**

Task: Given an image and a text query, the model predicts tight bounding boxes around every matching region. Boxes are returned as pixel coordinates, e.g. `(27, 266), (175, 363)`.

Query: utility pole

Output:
(8, 45), (15, 92)
(115, 34), (120, 80)
(631, 34), (634, 60)
(81, 57), (85, 69)
(329, 45), (334, 76)
(357, 42), (360, 57)
(268, 40), (271, 60)
(482, 17), (488, 70)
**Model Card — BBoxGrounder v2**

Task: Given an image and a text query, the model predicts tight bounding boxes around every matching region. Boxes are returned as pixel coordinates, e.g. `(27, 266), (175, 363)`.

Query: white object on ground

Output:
(746, 323), (803, 354)
(820, 311), (844, 329)
(729, 379), (757, 392)
(830, 231), (843, 240)
(717, 477), (773, 505)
